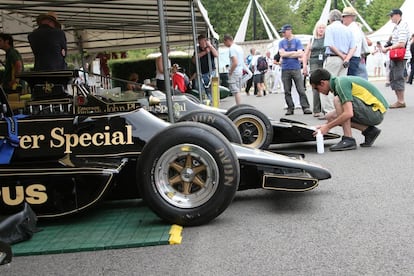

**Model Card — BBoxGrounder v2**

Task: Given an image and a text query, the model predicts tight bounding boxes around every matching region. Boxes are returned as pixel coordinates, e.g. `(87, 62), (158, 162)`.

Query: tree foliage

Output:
(202, 0), (405, 40)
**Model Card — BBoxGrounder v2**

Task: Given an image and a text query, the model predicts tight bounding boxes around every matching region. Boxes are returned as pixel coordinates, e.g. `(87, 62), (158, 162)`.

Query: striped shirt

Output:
(391, 20), (411, 60)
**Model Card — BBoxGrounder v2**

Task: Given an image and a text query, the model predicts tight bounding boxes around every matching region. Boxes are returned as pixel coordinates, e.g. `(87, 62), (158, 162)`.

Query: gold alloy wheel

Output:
(233, 115), (266, 148)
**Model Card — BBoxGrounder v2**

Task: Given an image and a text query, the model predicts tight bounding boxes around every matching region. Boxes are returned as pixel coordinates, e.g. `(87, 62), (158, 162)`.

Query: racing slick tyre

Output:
(177, 110), (242, 144)
(138, 122), (240, 226)
(227, 106), (273, 149)
(225, 104), (254, 116)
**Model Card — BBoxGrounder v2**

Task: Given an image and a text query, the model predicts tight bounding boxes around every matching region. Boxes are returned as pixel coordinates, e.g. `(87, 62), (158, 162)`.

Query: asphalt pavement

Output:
(2, 78), (414, 276)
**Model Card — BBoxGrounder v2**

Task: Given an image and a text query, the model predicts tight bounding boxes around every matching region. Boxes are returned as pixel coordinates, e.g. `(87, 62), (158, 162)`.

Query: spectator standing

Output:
(155, 45), (171, 92)
(382, 9), (411, 108)
(28, 12), (67, 71)
(407, 34), (414, 85)
(0, 33), (24, 94)
(383, 37), (392, 87)
(303, 21), (326, 117)
(264, 50), (274, 93)
(245, 48), (256, 95)
(341, 7), (368, 79)
(371, 41), (384, 77)
(250, 50), (266, 97)
(271, 52), (283, 93)
(323, 9), (356, 116)
(223, 34), (244, 105)
(310, 68), (389, 151)
(278, 24), (312, 116)
(192, 34), (218, 101)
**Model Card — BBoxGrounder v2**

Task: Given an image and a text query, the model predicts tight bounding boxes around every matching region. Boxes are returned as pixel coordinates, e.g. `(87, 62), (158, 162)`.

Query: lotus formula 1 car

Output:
(0, 71), (331, 226)
(140, 90), (340, 149)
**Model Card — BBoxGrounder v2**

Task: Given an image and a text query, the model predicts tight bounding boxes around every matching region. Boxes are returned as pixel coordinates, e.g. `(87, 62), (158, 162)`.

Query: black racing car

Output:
(1, 70), (331, 227)
(142, 90), (340, 149)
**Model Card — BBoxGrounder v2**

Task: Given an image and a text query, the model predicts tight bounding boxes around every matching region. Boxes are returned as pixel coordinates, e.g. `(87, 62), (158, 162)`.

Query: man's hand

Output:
(313, 124), (330, 136)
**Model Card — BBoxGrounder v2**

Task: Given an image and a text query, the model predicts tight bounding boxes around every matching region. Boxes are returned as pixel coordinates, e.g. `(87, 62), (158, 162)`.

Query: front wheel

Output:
(138, 122), (240, 226)
(227, 107), (273, 149)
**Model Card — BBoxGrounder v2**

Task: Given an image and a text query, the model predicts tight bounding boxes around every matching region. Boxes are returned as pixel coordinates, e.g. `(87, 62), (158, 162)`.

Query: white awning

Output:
(0, 0), (218, 60)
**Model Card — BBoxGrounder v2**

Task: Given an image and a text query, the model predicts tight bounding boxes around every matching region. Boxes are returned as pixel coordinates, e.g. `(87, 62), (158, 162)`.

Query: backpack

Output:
(256, 56), (268, 72)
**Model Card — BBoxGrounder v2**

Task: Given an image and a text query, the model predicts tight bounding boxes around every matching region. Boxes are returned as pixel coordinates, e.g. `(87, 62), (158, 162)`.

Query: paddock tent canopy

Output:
(0, 0), (218, 61)
(367, 0), (414, 43)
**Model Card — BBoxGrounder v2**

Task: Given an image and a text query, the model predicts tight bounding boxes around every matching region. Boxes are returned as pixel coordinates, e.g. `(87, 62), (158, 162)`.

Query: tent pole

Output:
(76, 30), (88, 87)
(157, 0), (174, 123)
(191, 0), (203, 103)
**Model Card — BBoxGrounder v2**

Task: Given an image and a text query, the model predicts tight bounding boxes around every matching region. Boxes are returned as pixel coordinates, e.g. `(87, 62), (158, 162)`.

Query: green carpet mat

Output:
(11, 200), (179, 256)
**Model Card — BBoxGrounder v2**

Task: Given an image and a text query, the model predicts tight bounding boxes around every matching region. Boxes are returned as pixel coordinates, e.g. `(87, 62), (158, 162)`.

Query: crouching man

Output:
(310, 68), (389, 151)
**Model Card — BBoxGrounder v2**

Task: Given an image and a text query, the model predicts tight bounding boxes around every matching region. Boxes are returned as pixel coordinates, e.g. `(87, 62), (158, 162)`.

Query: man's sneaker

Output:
(360, 126), (381, 147)
(329, 136), (357, 151)
(303, 108), (312, 115)
(285, 109), (294, 116)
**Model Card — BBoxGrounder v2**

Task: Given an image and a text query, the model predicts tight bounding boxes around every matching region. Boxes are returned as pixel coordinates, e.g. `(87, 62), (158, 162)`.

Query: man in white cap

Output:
(28, 12), (67, 71)
(341, 7), (367, 78)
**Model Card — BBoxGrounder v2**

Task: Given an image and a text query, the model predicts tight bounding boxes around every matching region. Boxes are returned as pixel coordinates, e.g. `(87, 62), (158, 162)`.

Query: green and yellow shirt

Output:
(330, 76), (389, 113)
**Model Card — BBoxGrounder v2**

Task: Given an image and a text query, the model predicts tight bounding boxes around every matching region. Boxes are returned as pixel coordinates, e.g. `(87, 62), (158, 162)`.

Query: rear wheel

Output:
(225, 104), (254, 116)
(227, 107), (273, 149)
(178, 110), (242, 144)
(138, 122), (240, 226)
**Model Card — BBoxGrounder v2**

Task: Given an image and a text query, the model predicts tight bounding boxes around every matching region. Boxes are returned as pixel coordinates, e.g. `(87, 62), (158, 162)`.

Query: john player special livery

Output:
(0, 71), (331, 226)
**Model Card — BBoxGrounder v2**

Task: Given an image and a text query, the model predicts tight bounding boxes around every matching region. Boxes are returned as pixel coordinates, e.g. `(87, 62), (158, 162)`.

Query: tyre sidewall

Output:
(138, 122), (240, 226)
(178, 110), (242, 144)
(227, 107), (273, 149)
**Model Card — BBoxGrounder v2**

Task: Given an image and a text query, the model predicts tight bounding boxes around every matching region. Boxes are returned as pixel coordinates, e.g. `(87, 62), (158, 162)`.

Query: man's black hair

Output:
(198, 34), (206, 40)
(0, 33), (14, 47)
(310, 68), (331, 85)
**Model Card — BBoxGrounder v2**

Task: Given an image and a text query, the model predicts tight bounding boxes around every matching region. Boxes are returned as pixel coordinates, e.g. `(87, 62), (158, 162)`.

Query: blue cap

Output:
(279, 24), (292, 33)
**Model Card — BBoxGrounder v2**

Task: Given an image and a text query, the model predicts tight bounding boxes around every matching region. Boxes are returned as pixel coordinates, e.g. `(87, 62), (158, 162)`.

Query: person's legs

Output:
(258, 82), (265, 96)
(265, 71), (273, 93)
(156, 79), (165, 92)
(274, 66), (284, 92)
(389, 60), (406, 107)
(322, 57), (342, 112)
(201, 73), (212, 101)
(228, 72), (242, 105)
(328, 96), (356, 151)
(358, 61), (368, 80)
(272, 69), (280, 92)
(408, 62), (414, 84)
(234, 92), (241, 105)
(351, 98), (384, 147)
(282, 70), (294, 113)
(245, 77), (252, 94)
(253, 74), (262, 96)
(312, 88), (322, 114)
(347, 56), (360, 76)
(291, 70), (311, 113)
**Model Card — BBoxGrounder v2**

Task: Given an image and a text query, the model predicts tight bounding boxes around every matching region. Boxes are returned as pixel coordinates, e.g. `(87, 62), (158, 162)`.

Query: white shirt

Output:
(347, 21), (364, 57)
